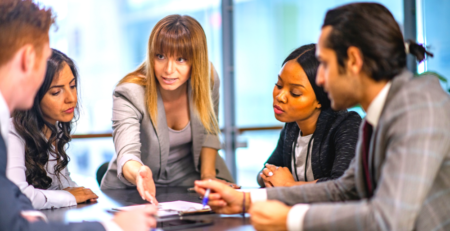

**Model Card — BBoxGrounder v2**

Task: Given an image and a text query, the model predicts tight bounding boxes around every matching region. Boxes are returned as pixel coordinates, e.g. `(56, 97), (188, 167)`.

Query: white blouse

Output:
(6, 119), (77, 210)
(291, 132), (315, 182)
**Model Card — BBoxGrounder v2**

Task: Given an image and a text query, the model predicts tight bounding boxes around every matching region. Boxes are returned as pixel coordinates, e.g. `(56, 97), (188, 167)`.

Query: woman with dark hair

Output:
(6, 49), (98, 209)
(257, 44), (361, 187)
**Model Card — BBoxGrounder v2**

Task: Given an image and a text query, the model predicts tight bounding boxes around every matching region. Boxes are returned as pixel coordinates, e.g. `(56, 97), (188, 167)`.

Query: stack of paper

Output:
(113, 201), (211, 217)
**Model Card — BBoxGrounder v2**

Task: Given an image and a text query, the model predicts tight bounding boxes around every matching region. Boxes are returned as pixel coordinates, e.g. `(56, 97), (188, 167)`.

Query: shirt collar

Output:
(0, 90), (10, 145)
(365, 81), (392, 128)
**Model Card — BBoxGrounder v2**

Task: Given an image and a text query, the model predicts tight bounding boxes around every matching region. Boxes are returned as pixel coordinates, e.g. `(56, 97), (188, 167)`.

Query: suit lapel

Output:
(370, 69), (413, 186)
(367, 70), (413, 192)
(188, 81), (204, 171)
(155, 87), (170, 179)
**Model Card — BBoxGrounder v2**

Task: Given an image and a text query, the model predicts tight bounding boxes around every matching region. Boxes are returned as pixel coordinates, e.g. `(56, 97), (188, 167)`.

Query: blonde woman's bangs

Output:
(152, 25), (195, 61)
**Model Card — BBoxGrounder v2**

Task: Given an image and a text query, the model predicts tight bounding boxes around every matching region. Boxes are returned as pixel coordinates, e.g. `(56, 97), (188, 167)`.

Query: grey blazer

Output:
(265, 70), (450, 231)
(101, 69), (234, 189)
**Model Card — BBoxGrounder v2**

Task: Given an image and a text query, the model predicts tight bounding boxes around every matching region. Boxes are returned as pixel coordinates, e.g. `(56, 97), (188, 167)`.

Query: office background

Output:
(35, 0), (450, 189)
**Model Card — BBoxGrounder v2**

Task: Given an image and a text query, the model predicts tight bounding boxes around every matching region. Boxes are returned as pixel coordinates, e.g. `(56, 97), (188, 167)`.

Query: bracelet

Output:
(242, 192), (245, 217)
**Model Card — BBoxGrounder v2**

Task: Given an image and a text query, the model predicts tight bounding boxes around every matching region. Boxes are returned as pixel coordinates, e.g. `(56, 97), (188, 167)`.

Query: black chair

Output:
(96, 162), (109, 186)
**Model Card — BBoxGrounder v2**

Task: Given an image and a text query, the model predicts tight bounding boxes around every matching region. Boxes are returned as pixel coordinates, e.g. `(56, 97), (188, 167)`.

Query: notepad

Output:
(112, 200), (212, 217)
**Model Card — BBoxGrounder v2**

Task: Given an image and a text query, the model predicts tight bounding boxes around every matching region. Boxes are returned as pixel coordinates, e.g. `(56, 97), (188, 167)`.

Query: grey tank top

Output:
(157, 121), (199, 186)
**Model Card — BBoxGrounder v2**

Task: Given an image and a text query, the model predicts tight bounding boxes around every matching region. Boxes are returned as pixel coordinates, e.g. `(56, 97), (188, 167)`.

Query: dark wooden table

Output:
(40, 187), (254, 231)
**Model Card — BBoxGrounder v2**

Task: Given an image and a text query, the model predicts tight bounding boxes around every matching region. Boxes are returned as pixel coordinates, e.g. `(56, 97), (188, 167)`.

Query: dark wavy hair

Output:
(283, 44), (331, 110)
(12, 49), (79, 189)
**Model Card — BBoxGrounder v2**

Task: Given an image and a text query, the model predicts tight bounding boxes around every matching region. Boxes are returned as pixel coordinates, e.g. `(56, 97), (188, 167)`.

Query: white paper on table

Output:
(113, 200), (211, 217)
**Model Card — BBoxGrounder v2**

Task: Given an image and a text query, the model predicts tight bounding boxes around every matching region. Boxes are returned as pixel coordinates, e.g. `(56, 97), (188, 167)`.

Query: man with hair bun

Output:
(0, 1), (157, 230)
(194, 2), (450, 231)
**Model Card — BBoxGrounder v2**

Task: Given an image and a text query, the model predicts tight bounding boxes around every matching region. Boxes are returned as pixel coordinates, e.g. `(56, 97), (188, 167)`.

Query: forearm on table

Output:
(265, 175), (356, 205)
(245, 192), (252, 212)
(269, 159), (359, 204)
(122, 160), (144, 185)
(286, 179), (318, 187)
(200, 147), (217, 179)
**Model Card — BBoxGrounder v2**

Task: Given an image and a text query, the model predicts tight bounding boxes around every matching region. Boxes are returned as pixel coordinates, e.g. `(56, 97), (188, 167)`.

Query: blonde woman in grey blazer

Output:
(101, 15), (234, 204)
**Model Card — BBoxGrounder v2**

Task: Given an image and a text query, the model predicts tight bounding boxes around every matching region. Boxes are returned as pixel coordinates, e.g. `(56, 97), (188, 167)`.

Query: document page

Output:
(113, 200), (211, 217)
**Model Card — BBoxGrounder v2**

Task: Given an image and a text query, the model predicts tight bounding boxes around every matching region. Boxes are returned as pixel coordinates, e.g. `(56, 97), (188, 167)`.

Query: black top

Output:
(257, 109), (361, 186)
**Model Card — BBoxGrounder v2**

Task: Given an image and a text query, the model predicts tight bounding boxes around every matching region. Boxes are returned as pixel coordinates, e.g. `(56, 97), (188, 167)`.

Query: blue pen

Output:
(202, 188), (211, 208)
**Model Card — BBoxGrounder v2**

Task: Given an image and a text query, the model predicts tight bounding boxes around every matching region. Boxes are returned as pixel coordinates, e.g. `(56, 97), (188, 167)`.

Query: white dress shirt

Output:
(6, 119), (77, 209)
(251, 82), (392, 231)
(366, 82), (392, 128)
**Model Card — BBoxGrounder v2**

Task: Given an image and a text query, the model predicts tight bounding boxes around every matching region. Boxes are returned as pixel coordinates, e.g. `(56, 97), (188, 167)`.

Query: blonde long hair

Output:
(119, 15), (219, 135)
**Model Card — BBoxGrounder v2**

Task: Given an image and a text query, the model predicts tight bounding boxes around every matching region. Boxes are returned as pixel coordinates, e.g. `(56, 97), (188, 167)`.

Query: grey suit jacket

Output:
(101, 69), (233, 189)
(266, 70), (450, 231)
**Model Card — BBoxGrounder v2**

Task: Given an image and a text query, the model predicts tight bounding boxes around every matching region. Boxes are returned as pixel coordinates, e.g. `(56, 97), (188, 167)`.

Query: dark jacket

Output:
(0, 135), (105, 231)
(257, 109), (361, 186)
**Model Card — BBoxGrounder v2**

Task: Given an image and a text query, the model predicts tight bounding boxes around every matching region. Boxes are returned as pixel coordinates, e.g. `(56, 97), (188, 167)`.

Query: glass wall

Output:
(35, 0), (424, 188)
(37, 0), (222, 189)
(417, 0), (450, 92)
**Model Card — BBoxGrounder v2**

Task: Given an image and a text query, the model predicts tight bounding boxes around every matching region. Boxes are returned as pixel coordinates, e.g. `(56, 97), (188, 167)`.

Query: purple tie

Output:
(362, 121), (374, 198)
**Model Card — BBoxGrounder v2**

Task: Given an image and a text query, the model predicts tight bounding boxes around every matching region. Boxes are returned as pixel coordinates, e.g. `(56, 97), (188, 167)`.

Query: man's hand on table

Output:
(21, 211), (46, 223)
(249, 201), (290, 231)
(194, 179), (249, 214)
(112, 205), (157, 231)
(195, 179), (293, 231)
